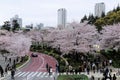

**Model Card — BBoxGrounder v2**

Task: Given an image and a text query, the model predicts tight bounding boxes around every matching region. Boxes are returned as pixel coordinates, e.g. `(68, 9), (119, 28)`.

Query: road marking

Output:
(45, 73), (49, 77)
(36, 72), (42, 77)
(31, 72), (39, 77)
(37, 55), (45, 71)
(15, 72), (22, 77)
(27, 72), (34, 79)
(18, 72), (26, 77)
(41, 72), (47, 78)
(22, 72), (30, 77)
(27, 72), (34, 77)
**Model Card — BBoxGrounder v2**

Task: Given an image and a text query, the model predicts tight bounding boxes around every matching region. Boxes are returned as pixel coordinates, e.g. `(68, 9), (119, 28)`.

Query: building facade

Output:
(95, 2), (105, 17)
(58, 8), (67, 29)
(36, 23), (44, 30)
(10, 15), (22, 28)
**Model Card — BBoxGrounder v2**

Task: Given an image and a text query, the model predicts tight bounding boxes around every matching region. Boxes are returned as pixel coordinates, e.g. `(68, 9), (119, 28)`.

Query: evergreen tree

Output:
(80, 15), (87, 23)
(1, 21), (11, 31)
(12, 20), (20, 32)
(88, 14), (95, 24)
(116, 4), (120, 11)
(101, 12), (105, 18)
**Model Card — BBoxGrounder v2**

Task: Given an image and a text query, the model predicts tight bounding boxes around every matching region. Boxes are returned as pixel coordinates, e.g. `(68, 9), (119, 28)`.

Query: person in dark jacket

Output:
(0, 65), (4, 77)
(113, 74), (117, 80)
(11, 68), (15, 79)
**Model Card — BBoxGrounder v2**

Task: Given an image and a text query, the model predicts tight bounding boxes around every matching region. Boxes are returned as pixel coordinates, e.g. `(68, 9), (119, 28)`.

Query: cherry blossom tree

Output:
(0, 30), (31, 57)
(100, 24), (120, 51)
(44, 22), (99, 54)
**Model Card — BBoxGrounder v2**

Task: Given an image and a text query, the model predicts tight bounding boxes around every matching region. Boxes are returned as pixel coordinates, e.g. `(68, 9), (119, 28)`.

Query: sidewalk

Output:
(81, 71), (120, 80)
(0, 71), (11, 80)
(59, 71), (120, 80)
(0, 56), (31, 80)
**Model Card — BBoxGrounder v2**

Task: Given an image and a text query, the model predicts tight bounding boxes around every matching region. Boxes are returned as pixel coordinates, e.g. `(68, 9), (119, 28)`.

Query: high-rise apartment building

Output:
(95, 2), (105, 17)
(58, 8), (67, 29)
(10, 15), (22, 27)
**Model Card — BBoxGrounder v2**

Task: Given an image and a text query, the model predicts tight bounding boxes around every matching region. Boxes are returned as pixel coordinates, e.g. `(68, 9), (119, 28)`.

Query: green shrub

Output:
(57, 74), (88, 80)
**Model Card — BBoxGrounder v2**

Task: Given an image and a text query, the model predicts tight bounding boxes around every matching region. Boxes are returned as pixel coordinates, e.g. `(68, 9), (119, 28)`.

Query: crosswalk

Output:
(14, 71), (58, 79)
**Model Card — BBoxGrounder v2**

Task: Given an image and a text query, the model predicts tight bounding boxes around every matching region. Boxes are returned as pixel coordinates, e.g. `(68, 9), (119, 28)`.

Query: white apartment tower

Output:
(58, 8), (67, 29)
(95, 2), (105, 17)
(10, 15), (22, 28)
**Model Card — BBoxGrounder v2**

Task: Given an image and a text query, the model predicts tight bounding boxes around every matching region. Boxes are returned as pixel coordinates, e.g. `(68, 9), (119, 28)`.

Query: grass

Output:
(16, 56), (29, 68)
(57, 74), (88, 80)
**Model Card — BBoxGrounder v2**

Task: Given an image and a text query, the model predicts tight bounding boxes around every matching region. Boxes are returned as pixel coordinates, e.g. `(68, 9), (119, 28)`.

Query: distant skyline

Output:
(0, 0), (120, 27)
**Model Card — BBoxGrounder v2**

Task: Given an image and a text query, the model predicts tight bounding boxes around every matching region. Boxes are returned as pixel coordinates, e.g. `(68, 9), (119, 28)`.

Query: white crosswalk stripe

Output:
(31, 72), (39, 77)
(15, 72), (57, 78)
(36, 72), (42, 77)
(45, 73), (49, 77)
(15, 72), (22, 77)
(41, 72), (47, 78)
(27, 72), (34, 79)
(22, 72), (30, 77)
(18, 72), (26, 77)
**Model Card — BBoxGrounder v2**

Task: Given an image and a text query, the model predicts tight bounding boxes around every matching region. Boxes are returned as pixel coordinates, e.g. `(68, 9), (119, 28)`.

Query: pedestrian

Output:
(105, 68), (109, 75)
(11, 68), (15, 79)
(90, 75), (95, 80)
(87, 66), (90, 75)
(6, 63), (10, 70)
(109, 59), (112, 66)
(50, 67), (52, 75)
(54, 76), (55, 80)
(48, 66), (51, 76)
(5, 56), (7, 62)
(12, 61), (16, 71)
(46, 63), (48, 71)
(113, 74), (117, 80)
(16, 56), (19, 62)
(75, 69), (77, 74)
(13, 59), (16, 65)
(92, 63), (96, 73)
(5, 67), (8, 74)
(0, 65), (4, 77)
(9, 58), (11, 63)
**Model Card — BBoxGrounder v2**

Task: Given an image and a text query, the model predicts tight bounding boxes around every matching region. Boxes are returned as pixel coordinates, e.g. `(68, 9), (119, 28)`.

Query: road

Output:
(5, 52), (58, 80)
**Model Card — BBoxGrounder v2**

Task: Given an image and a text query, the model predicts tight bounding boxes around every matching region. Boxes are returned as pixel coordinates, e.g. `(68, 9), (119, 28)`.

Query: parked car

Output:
(31, 53), (38, 57)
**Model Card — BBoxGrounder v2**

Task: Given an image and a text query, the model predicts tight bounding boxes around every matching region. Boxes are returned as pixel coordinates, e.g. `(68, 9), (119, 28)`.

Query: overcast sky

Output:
(0, 0), (120, 27)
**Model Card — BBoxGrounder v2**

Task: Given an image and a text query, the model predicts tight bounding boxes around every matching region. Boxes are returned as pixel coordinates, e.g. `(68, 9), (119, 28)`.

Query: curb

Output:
(17, 56), (31, 70)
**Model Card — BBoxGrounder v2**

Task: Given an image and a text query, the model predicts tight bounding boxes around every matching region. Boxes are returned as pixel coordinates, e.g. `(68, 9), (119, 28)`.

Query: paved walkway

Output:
(59, 70), (120, 80)
(82, 71), (120, 80)
(0, 53), (17, 80)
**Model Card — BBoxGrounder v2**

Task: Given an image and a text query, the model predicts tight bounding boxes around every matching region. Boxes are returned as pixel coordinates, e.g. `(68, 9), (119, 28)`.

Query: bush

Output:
(16, 56), (29, 68)
(57, 74), (88, 80)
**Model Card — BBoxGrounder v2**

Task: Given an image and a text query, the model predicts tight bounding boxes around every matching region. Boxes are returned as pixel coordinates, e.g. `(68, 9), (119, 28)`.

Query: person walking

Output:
(87, 66), (90, 75)
(46, 63), (49, 72)
(9, 58), (11, 63)
(0, 65), (4, 77)
(109, 59), (112, 66)
(48, 66), (51, 76)
(90, 75), (95, 80)
(5, 66), (8, 74)
(5, 56), (7, 62)
(113, 74), (117, 80)
(11, 68), (15, 79)
(92, 63), (96, 73)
